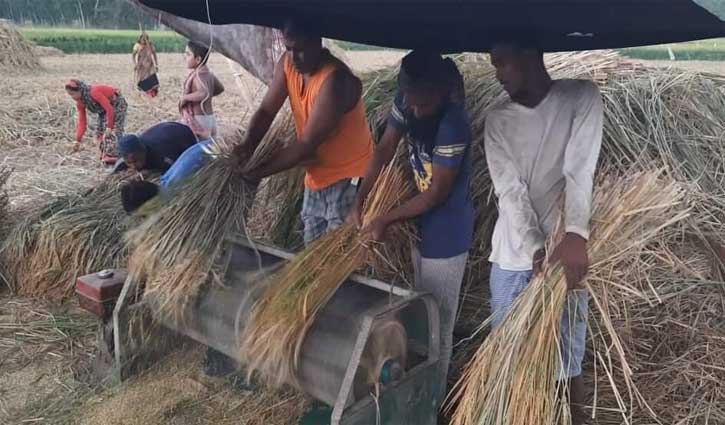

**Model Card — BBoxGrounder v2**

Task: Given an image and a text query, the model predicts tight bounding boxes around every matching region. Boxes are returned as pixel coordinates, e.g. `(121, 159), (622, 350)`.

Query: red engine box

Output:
(76, 269), (127, 318)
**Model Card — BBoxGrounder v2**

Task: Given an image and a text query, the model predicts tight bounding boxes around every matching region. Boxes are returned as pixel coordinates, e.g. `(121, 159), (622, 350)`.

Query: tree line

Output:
(0, 0), (158, 29)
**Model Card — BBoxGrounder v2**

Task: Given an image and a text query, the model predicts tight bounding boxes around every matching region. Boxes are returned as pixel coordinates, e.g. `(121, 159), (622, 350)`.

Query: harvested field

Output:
(0, 53), (259, 211)
(0, 296), (96, 423)
(2, 47), (725, 425)
(0, 49), (397, 425)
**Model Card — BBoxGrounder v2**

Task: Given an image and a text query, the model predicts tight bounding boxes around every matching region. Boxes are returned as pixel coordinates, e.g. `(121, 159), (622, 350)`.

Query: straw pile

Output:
(126, 115), (294, 322)
(0, 22), (41, 72)
(240, 162), (415, 387)
(0, 95), (75, 146)
(447, 171), (690, 425)
(77, 348), (310, 425)
(1, 175), (132, 299)
(252, 53), (725, 422)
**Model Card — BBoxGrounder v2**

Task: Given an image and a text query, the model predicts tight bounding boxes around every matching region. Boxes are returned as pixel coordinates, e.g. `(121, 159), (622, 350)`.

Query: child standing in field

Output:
(180, 41), (224, 140)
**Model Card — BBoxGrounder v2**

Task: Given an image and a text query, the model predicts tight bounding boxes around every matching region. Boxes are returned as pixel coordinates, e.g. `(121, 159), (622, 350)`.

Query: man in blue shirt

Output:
(348, 50), (474, 399)
(116, 121), (217, 213)
(115, 122), (197, 173)
(119, 139), (215, 213)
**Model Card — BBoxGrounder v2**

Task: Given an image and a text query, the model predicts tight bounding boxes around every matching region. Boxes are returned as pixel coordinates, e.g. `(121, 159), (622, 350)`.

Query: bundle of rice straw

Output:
(259, 167), (306, 249)
(1, 175), (130, 298)
(240, 162), (415, 387)
(0, 22), (41, 71)
(126, 116), (293, 322)
(447, 171), (690, 425)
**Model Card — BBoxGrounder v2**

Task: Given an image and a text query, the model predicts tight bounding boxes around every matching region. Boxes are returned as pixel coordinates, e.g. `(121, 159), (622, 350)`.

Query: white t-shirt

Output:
(485, 79), (603, 271)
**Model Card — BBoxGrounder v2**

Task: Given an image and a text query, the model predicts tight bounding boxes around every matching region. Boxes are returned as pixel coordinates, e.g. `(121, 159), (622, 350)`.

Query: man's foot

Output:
(203, 347), (238, 377)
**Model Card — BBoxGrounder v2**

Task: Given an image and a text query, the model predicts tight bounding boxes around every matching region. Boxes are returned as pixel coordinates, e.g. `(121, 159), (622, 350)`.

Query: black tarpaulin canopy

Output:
(139, 0), (725, 52)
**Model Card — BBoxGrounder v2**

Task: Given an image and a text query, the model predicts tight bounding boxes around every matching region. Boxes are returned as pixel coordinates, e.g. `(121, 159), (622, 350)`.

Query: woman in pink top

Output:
(65, 79), (128, 166)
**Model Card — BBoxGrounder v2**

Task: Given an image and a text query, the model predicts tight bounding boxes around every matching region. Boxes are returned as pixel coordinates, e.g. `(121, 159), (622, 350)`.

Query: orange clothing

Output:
(284, 52), (373, 190)
(75, 85), (119, 141)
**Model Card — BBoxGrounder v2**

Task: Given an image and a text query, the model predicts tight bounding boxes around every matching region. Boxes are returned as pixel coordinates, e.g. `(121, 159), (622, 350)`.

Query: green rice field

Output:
(18, 27), (725, 61)
(621, 38), (725, 61)
(19, 27), (186, 54)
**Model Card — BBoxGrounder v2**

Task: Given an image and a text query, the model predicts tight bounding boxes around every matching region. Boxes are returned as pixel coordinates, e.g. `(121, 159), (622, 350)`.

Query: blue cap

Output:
(118, 134), (144, 157)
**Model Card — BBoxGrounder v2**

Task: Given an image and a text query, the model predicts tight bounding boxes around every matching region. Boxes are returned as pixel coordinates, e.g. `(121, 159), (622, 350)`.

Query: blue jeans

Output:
(489, 263), (589, 379)
(159, 140), (213, 196)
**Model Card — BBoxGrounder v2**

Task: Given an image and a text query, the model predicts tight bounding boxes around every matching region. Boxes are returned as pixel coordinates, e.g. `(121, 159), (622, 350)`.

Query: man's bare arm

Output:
(245, 68), (356, 179)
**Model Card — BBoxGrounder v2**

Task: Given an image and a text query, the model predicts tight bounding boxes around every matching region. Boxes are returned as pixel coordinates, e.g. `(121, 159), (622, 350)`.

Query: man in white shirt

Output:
(485, 40), (603, 425)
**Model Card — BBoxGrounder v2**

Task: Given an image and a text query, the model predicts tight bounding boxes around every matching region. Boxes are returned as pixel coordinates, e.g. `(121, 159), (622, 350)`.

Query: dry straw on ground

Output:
(0, 296), (97, 424)
(0, 176), (132, 298)
(77, 348), (310, 425)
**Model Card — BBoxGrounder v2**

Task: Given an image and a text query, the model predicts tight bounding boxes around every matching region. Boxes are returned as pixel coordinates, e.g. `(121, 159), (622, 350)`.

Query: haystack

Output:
(0, 22), (41, 72)
(251, 52), (725, 424)
(448, 171), (690, 425)
(0, 174), (133, 299)
(446, 56), (725, 424)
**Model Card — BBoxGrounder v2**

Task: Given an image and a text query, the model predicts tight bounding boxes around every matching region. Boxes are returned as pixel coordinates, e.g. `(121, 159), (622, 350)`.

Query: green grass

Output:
(19, 27), (186, 54)
(17, 27), (725, 61)
(620, 38), (725, 61)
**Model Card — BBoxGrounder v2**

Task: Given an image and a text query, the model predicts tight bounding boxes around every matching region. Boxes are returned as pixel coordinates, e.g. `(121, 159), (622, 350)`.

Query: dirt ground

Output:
(1, 50), (722, 424)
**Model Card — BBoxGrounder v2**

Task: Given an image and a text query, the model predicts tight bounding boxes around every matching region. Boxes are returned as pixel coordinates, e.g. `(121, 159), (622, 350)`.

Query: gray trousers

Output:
(412, 248), (469, 392)
(301, 178), (357, 245)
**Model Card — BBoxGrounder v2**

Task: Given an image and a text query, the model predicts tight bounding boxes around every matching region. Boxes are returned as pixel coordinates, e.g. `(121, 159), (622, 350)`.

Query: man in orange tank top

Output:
(233, 19), (373, 245)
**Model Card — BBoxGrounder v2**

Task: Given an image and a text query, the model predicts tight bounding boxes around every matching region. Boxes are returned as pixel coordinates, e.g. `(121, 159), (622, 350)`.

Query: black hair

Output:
(121, 180), (159, 213)
(282, 17), (320, 41)
(398, 50), (463, 100)
(187, 40), (210, 65)
(65, 79), (82, 91)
